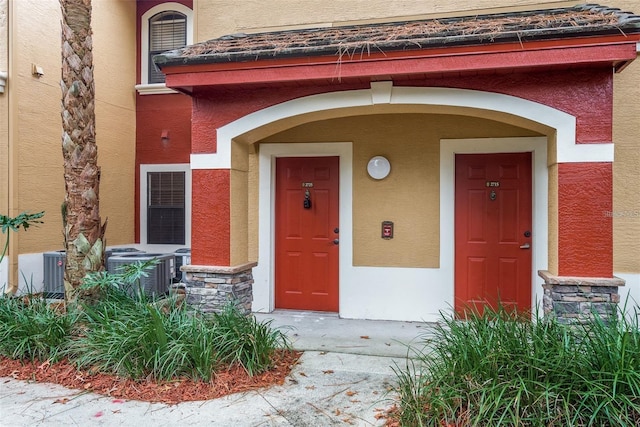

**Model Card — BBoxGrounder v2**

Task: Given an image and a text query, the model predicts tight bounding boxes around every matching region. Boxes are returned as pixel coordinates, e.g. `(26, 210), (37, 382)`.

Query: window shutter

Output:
(149, 12), (187, 84)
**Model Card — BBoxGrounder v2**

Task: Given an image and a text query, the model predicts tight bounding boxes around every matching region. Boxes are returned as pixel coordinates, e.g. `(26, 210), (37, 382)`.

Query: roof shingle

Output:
(154, 4), (640, 68)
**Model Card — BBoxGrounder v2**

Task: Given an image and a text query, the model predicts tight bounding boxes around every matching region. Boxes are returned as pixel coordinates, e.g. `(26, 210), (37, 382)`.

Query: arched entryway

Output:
(206, 85), (566, 321)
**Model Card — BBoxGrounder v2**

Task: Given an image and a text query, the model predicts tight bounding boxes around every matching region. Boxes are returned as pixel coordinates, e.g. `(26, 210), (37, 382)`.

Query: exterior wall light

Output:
(160, 129), (170, 145)
(367, 156), (391, 179)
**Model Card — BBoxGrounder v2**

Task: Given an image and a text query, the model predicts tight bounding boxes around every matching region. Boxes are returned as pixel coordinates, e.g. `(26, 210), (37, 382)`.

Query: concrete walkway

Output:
(0, 311), (435, 426)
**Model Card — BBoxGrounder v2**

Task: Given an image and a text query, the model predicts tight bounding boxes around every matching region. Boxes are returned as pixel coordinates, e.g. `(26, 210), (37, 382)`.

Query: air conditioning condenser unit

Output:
(43, 251), (65, 299)
(107, 253), (175, 297)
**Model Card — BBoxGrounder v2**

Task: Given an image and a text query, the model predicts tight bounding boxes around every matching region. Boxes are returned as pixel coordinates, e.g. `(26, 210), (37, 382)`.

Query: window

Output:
(147, 171), (185, 244)
(138, 3), (193, 93)
(148, 11), (186, 84)
(141, 164), (191, 247)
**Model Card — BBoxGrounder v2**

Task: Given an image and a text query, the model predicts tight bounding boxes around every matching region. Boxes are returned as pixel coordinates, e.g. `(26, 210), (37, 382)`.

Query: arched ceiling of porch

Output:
(232, 103), (550, 146)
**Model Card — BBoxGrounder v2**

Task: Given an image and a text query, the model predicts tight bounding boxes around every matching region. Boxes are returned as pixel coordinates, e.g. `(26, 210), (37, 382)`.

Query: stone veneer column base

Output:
(538, 270), (625, 325)
(177, 262), (257, 315)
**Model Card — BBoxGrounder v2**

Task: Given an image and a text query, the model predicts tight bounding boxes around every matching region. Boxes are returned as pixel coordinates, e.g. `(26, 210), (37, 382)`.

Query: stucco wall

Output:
(6, 0), (136, 290)
(0, 0), (7, 220)
(195, 0), (582, 40)
(92, 0), (137, 247)
(11, 0), (65, 257)
(612, 47), (640, 273)
(259, 113), (539, 267)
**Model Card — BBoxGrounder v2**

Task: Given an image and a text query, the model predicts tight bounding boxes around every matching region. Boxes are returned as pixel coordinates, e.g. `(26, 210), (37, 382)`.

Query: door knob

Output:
(333, 239), (339, 245)
(519, 243), (531, 249)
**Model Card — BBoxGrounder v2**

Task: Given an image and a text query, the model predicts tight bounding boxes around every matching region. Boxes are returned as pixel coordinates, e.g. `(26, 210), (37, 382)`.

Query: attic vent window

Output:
(149, 11), (187, 84)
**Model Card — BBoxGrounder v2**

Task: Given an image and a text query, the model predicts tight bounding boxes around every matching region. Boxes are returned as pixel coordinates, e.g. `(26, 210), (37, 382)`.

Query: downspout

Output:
(4, 0), (18, 293)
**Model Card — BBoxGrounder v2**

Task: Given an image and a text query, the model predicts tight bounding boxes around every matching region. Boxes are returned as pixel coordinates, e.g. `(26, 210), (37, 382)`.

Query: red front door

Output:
(275, 157), (339, 311)
(455, 152), (532, 315)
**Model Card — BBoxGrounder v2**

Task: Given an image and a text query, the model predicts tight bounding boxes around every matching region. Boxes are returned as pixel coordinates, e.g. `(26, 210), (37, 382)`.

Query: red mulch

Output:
(0, 350), (301, 405)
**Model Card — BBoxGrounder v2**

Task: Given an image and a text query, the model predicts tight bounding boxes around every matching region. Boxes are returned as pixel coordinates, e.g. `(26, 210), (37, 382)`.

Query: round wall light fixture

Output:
(367, 156), (391, 180)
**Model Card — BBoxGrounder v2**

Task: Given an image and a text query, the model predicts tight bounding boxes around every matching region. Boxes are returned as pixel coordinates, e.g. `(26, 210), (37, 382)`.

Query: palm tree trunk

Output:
(60, 0), (106, 304)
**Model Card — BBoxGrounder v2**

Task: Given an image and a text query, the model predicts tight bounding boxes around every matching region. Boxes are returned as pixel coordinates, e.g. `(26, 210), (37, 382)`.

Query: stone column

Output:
(179, 262), (256, 315)
(539, 270), (625, 325)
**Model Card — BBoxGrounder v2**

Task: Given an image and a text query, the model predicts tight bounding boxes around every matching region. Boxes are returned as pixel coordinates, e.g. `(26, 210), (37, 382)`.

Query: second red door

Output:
(455, 152), (533, 315)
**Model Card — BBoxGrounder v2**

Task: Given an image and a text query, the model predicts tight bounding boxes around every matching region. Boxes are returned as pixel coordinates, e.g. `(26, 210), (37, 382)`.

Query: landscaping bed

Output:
(0, 263), (296, 404)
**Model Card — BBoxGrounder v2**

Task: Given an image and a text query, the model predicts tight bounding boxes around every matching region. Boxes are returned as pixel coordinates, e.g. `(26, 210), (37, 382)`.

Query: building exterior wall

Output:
(132, 0), (639, 318)
(188, 0), (640, 276)
(195, 0), (586, 39)
(612, 59), (640, 273)
(0, 0), (7, 217)
(3, 0), (136, 292)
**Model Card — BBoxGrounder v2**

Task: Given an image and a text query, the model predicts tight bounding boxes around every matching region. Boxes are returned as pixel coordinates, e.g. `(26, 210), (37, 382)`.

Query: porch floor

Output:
(254, 310), (437, 358)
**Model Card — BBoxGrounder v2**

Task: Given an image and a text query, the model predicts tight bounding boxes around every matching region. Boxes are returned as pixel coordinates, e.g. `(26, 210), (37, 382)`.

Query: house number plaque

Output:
(302, 182), (314, 188)
(486, 181), (500, 187)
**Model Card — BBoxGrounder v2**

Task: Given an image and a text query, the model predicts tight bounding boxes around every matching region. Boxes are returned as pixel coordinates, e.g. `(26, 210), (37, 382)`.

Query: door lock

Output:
(303, 189), (312, 209)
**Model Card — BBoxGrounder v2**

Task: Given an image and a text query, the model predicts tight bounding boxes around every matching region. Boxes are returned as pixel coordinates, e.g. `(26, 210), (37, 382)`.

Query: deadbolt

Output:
(334, 228), (339, 234)
(524, 230), (531, 237)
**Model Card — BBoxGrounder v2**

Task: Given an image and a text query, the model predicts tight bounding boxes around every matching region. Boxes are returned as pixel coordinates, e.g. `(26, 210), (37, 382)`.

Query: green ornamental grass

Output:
(393, 304), (640, 427)
(0, 294), (76, 362)
(64, 262), (289, 381)
(1, 260), (289, 384)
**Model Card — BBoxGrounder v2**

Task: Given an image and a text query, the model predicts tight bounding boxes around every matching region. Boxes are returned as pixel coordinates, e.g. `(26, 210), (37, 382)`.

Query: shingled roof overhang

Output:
(155, 4), (640, 93)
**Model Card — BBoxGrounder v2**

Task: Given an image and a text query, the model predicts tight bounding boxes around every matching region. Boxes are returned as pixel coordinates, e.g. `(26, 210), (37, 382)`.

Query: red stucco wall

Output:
(135, 93), (192, 242)
(558, 162), (613, 277)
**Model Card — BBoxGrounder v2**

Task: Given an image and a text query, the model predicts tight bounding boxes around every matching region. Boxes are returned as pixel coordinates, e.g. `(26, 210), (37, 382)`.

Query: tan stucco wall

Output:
(257, 113), (539, 267)
(194, 1), (581, 40)
(5, 0), (136, 286)
(0, 0), (8, 220)
(611, 0), (640, 272)
(231, 141), (250, 265)
(92, 0), (136, 247)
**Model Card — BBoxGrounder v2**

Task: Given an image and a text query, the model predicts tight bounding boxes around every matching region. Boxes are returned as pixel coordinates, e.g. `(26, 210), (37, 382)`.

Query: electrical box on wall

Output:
(382, 221), (394, 239)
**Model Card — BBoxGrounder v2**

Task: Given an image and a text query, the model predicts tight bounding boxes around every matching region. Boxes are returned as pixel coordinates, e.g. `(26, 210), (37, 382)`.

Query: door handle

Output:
(519, 243), (531, 249)
(333, 239), (339, 245)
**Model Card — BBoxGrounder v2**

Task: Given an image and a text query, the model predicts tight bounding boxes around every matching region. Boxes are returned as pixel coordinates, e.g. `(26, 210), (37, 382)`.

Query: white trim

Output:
(191, 153), (219, 170)
(617, 273), (640, 320)
(139, 3), (193, 89)
(440, 137), (549, 314)
(254, 143), (353, 314)
(134, 83), (178, 95)
(204, 84), (612, 170)
(139, 163), (192, 249)
(0, 256), (8, 292)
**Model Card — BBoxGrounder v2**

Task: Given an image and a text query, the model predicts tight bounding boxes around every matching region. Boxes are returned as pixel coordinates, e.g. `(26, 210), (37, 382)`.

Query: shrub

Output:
(67, 265), (290, 381)
(392, 305), (640, 426)
(211, 304), (290, 376)
(0, 294), (75, 361)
